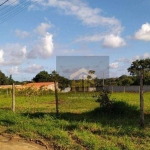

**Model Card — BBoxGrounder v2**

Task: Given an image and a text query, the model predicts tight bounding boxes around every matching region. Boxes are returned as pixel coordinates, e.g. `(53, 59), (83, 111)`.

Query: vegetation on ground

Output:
(0, 90), (150, 149)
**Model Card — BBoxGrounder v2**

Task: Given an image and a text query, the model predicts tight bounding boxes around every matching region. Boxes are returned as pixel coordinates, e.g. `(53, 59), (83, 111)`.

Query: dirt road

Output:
(0, 134), (48, 150)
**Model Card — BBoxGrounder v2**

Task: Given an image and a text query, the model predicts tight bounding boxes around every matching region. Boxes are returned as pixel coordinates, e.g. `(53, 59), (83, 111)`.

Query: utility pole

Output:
(54, 80), (59, 116)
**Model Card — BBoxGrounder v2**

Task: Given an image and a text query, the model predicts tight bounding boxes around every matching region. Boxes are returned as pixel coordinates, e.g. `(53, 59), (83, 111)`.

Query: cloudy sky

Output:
(0, 0), (150, 81)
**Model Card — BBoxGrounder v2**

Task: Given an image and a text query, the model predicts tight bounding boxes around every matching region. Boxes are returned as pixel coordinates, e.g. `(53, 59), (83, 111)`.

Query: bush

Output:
(95, 88), (113, 109)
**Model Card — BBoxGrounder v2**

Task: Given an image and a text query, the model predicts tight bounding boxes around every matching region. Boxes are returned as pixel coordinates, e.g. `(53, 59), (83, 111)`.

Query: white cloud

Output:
(0, 49), (4, 64)
(110, 53), (150, 77)
(10, 46), (26, 58)
(28, 4), (39, 11)
(103, 34), (126, 48)
(132, 53), (150, 61)
(34, 22), (53, 36)
(143, 52), (150, 59)
(116, 58), (131, 64)
(134, 23), (150, 41)
(33, 0), (122, 33)
(24, 64), (44, 73)
(15, 29), (30, 38)
(109, 62), (118, 69)
(30, 0), (125, 49)
(76, 34), (104, 42)
(116, 53), (150, 66)
(27, 32), (54, 59)
(6, 66), (20, 75)
(1, 44), (27, 66)
(15, 21), (53, 38)
(76, 34), (126, 48)
(134, 55), (140, 60)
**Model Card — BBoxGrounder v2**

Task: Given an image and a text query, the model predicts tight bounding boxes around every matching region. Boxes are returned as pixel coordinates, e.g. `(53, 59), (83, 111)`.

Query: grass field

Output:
(0, 91), (150, 149)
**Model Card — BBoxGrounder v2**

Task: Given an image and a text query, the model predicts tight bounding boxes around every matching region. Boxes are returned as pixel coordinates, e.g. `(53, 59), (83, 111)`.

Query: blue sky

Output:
(0, 0), (150, 81)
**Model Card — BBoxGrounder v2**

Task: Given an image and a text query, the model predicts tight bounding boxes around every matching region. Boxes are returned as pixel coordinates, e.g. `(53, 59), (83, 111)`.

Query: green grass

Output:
(0, 91), (150, 149)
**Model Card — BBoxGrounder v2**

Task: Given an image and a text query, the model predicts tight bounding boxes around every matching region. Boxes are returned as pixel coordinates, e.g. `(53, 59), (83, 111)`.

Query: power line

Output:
(0, 0), (8, 7)
(0, 0), (19, 12)
(0, 1), (28, 16)
(0, 0), (38, 24)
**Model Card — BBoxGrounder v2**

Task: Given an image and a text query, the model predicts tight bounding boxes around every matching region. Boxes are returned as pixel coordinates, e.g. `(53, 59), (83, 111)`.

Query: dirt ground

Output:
(0, 134), (50, 150)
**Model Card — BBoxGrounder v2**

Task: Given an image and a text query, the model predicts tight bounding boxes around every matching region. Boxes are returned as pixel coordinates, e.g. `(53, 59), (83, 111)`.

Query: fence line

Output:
(71, 86), (150, 93)
(1, 85), (150, 93)
(107, 85), (150, 93)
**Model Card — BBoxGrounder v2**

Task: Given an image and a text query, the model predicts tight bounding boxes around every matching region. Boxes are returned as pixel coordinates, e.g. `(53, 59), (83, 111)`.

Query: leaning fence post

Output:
(12, 83), (15, 112)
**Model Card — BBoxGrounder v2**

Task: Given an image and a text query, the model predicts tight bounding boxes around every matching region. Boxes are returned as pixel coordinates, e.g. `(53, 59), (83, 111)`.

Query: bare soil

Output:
(0, 134), (51, 150)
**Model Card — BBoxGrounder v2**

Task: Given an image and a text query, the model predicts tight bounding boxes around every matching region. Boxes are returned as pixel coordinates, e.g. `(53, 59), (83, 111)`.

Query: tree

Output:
(86, 70), (96, 91)
(143, 72), (150, 85)
(52, 75), (70, 91)
(8, 75), (14, 85)
(32, 71), (50, 82)
(117, 75), (134, 86)
(0, 70), (8, 85)
(121, 78), (133, 86)
(128, 58), (150, 128)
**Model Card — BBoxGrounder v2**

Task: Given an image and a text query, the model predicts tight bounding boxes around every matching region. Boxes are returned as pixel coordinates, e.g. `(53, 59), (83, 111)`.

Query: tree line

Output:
(0, 71), (14, 85)
(32, 70), (150, 87)
(0, 71), (149, 87)
(0, 58), (150, 87)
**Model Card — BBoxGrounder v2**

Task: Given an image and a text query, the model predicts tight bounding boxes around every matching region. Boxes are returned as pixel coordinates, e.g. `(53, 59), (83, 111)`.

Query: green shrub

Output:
(95, 88), (113, 109)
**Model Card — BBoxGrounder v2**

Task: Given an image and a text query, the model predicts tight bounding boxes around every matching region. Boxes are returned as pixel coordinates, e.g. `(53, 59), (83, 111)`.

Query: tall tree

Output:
(87, 70), (96, 90)
(128, 58), (150, 128)
(117, 75), (134, 86)
(0, 70), (8, 85)
(32, 71), (50, 82)
(143, 72), (150, 85)
(57, 76), (70, 91)
(8, 75), (14, 85)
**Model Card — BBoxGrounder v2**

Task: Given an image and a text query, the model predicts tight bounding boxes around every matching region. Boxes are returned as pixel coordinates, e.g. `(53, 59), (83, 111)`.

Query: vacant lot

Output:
(0, 91), (150, 149)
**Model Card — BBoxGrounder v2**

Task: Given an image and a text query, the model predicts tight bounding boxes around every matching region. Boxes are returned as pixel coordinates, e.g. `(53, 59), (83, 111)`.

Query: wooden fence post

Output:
(140, 73), (144, 128)
(12, 83), (15, 112)
(54, 80), (59, 116)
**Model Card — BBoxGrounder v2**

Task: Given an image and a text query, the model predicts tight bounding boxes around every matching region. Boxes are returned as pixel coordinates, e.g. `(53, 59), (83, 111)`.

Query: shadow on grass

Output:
(22, 101), (150, 128)
(22, 112), (46, 118)
(59, 101), (141, 127)
(0, 107), (11, 111)
(0, 120), (15, 126)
